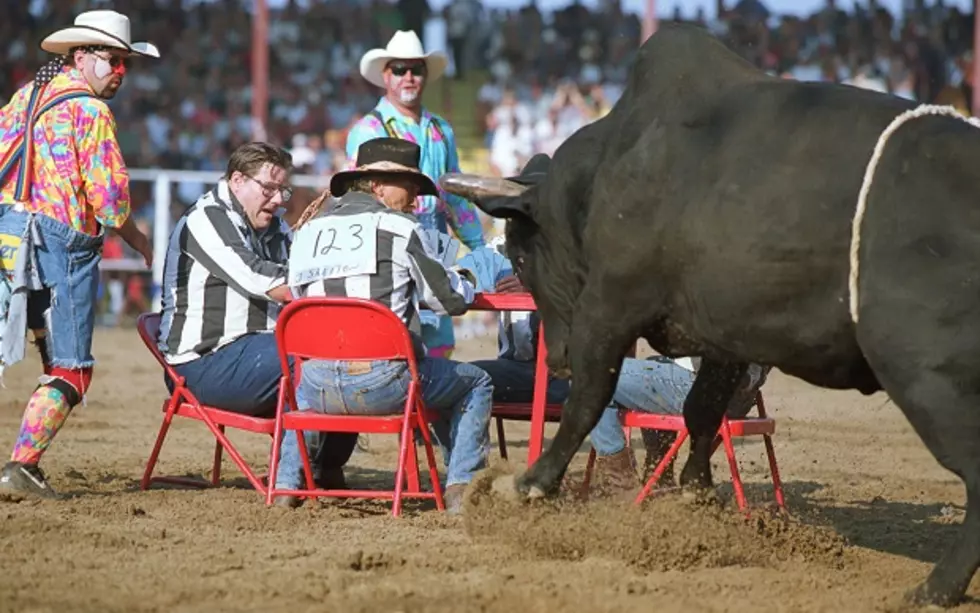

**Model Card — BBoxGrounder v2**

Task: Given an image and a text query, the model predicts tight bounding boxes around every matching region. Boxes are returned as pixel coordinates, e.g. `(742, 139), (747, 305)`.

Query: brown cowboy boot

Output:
(588, 448), (642, 500)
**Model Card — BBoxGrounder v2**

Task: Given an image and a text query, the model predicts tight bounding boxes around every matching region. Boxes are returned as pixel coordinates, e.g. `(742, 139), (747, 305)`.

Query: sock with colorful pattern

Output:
(10, 385), (72, 465)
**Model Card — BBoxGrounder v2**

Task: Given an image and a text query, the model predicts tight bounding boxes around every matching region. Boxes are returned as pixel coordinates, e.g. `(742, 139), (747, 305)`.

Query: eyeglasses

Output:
(246, 174), (293, 202)
(388, 62), (427, 78)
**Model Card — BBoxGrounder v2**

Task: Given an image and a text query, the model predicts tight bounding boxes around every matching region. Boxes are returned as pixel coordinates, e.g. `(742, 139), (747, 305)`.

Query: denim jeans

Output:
(274, 356), (493, 490)
(171, 332), (287, 416)
(0, 208), (103, 371)
(471, 357), (699, 456)
(171, 332), (357, 470)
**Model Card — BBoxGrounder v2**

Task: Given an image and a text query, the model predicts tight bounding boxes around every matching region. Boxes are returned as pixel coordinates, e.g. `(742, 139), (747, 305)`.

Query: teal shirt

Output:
(345, 97), (486, 352)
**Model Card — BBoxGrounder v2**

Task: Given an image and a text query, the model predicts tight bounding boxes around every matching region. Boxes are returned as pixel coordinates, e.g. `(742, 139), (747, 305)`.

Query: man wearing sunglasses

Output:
(347, 30), (486, 360)
(0, 10), (157, 500)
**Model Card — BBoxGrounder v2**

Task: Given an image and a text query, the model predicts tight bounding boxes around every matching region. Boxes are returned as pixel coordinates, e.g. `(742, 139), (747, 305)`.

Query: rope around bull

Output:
(849, 104), (980, 323)
(293, 189), (332, 232)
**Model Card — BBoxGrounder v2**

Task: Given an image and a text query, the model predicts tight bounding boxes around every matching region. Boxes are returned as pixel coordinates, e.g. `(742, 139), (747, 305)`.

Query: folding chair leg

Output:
(635, 430), (688, 505)
(404, 434), (421, 493)
(495, 417), (508, 460)
(141, 414), (175, 490)
(392, 416), (414, 518)
(720, 422), (749, 513)
(763, 434), (786, 509)
(415, 411), (445, 511)
(211, 426), (225, 486)
(266, 411), (286, 506)
(582, 447), (597, 495)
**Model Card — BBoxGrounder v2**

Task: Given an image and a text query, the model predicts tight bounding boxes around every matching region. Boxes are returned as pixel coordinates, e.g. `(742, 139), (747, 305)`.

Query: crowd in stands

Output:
(477, 0), (977, 177)
(2, 0), (977, 322)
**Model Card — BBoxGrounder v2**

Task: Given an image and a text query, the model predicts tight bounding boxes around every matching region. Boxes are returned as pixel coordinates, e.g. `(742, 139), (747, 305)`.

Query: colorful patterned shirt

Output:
(345, 97), (485, 251)
(0, 68), (131, 236)
(346, 97), (487, 354)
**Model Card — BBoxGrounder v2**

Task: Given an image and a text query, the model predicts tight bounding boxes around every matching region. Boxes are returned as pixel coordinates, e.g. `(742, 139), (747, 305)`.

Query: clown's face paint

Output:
(93, 56), (112, 79)
(80, 50), (129, 99)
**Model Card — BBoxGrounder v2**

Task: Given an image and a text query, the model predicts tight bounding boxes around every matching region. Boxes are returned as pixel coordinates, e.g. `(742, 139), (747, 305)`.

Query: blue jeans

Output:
(471, 357), (698, 456)
(170, 332), (358, 470)
(0, 208), (103, 370)
(274, 356), (493, 490)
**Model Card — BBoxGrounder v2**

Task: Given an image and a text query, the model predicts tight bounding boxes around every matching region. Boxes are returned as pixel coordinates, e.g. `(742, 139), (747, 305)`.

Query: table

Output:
(469, 292), (550, 465)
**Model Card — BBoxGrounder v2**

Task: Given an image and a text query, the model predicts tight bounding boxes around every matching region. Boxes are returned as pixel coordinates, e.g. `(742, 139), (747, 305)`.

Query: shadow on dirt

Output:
(751, 480), (964, 566)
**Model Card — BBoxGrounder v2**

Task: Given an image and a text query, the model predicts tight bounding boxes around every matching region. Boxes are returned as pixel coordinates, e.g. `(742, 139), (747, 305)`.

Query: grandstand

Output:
(2, 0), (977, 323)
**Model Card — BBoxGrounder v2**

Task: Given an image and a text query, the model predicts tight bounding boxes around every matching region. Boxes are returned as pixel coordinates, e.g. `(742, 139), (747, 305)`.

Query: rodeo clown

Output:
(0, 10), (156, 500)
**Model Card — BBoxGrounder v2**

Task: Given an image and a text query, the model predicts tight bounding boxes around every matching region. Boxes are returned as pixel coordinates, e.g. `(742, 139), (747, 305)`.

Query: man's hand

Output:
(112, 217), (153, 268)
(137, 239), (153, 269)
(456, 267), (477, 287)
(267, 284), (293, 303)
(495, 274), (524, 294)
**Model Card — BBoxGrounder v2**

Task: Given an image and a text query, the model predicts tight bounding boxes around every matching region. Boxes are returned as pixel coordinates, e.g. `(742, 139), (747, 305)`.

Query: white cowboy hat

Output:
(359, 30), (447, 89)
(40, 10), (160, 58)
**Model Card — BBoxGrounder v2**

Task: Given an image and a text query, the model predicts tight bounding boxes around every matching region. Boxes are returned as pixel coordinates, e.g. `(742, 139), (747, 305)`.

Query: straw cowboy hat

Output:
(330, 138), (438, 197)
(40, 10), (160, 58)
(359, 30), (447, 89)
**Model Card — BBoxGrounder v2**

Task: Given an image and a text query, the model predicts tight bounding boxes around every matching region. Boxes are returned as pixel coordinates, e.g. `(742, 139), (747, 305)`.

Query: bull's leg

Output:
(677, 360), (749, 490)
(871, 371), (980, 607)
(515, 312), (634, 498)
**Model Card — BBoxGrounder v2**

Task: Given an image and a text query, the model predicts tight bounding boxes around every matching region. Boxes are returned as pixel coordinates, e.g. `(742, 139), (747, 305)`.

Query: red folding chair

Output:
(265, 297), (445, 516)
(584, 392), (785, 512)
(136, 313), (275, 494)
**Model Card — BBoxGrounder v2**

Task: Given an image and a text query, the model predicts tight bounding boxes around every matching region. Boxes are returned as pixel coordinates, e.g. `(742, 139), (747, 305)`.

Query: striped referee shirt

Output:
(157, 180), (290, 365)
(291, 192), (475, 358)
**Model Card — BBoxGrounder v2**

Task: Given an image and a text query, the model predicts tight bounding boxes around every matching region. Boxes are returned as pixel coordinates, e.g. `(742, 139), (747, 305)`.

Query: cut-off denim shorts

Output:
(0, 207), (103, 370)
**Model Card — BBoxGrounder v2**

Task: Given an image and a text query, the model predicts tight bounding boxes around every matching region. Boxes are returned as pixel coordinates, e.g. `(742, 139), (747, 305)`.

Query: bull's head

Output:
(441, 154), (577, 376)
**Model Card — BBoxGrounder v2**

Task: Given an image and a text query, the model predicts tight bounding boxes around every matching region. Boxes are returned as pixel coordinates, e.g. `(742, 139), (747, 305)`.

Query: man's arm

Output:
(184, 207), (289, 301)
(440, 121), (486, 251)
(76, 100), (154, 262)
(404, 226), (475, 316)
(114, 217), (152, 268)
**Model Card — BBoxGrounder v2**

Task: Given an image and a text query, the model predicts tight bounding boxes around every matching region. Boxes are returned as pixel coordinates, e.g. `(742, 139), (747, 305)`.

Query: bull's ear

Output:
(474, 194), (533, 219)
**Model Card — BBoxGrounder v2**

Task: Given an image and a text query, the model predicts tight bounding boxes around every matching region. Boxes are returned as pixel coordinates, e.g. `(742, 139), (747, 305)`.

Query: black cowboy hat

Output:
(330, 137), (438, 197)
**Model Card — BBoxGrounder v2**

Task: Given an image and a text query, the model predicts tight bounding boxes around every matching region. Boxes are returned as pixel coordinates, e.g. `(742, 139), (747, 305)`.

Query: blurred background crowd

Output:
(1, 0), (975, 323)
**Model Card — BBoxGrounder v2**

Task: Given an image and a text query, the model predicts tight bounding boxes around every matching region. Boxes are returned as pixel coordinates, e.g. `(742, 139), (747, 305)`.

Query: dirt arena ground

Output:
(1, 326), (979, 612)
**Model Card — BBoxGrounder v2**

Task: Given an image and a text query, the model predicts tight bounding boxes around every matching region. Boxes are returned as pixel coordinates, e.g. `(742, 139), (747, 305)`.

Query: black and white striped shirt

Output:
(157, 180), (291, 365)
(290, 192), (475, 358)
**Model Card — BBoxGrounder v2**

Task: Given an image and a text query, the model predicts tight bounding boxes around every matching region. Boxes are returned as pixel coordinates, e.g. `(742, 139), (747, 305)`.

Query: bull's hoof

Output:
(904, 582), (962, 609)
(487, 473), (549, 503)
(515, 471), (561, 499)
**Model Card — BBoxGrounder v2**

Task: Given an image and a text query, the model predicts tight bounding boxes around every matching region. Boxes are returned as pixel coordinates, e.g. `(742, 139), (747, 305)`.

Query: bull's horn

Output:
(439, 173), (529, 200)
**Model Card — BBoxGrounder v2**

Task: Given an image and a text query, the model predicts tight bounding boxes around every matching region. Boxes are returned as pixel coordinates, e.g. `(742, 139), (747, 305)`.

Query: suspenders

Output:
(0, 83), (92, 201)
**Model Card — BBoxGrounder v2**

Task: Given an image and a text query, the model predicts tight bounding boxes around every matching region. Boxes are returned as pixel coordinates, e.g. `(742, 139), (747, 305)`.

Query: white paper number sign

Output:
(420, 229), (460, 268)
(288, 214), (380, 286)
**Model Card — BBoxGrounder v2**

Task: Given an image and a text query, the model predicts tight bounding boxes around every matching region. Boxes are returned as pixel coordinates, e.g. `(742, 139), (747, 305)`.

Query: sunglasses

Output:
(388, 62), (427, 77)
(92, 52), (130, 70)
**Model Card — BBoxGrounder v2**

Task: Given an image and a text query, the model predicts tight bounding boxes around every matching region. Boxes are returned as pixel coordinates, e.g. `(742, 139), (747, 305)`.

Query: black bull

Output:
(441, 22), (980, 608)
